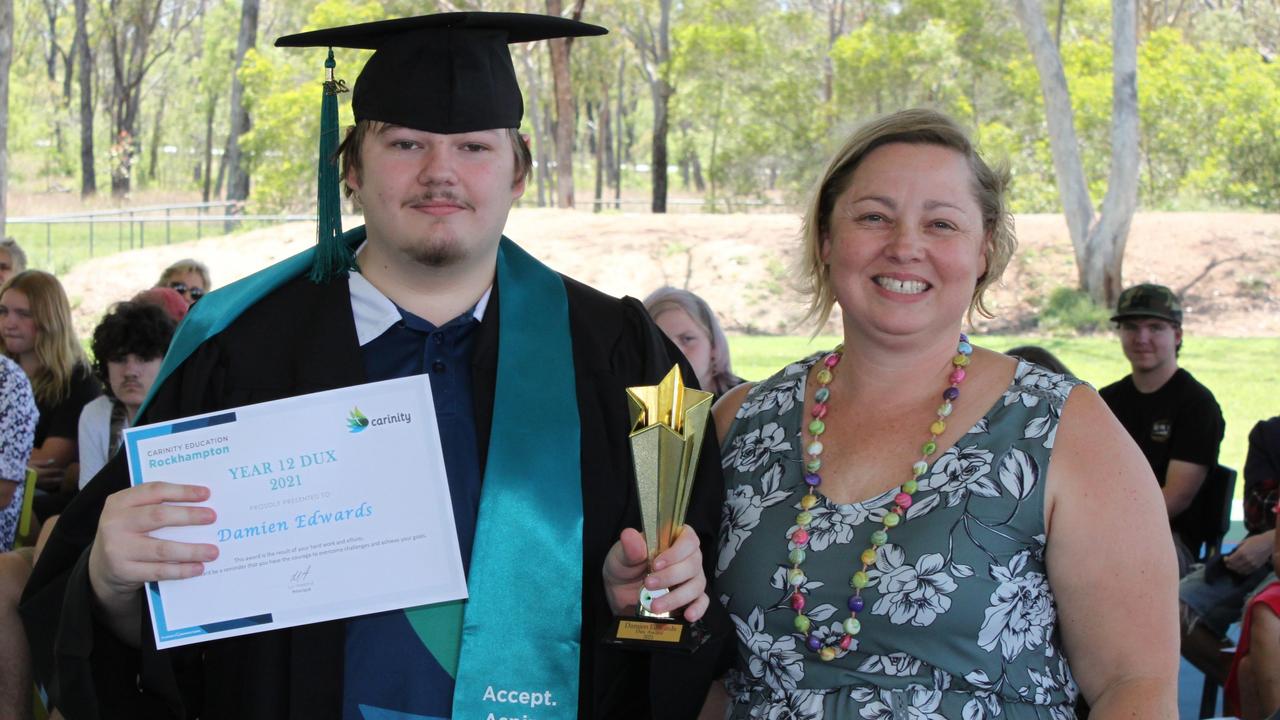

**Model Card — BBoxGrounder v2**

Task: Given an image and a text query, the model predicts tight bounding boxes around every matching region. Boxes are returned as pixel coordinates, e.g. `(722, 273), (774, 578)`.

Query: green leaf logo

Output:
(347, 407), (370, 433)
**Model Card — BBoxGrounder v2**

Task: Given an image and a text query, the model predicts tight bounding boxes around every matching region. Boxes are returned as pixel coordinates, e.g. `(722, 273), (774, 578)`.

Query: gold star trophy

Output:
(606, 365), (713, 652)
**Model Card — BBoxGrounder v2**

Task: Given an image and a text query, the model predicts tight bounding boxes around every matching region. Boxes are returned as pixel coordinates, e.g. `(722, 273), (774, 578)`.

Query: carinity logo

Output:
(347, 407), (370, 433)
(345, 406), (414, 434)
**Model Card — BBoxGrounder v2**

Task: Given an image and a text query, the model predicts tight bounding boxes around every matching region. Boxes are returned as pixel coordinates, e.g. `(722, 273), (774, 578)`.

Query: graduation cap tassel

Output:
(309, 48), (352, 284)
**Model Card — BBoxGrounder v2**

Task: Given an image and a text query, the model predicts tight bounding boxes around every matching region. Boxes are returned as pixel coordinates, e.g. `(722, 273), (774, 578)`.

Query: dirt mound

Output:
(61, 210), (1280, 338)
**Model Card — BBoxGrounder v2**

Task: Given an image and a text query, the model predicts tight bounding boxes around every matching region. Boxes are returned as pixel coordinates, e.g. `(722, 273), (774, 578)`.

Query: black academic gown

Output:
(21, 272), (731, 720)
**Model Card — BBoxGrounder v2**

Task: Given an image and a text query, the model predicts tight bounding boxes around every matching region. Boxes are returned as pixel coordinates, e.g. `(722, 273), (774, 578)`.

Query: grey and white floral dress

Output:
(717, 353), (1084, 720)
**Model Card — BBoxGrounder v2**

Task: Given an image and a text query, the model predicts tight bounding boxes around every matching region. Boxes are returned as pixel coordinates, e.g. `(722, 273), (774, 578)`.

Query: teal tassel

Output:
(309, 48), (352, 283)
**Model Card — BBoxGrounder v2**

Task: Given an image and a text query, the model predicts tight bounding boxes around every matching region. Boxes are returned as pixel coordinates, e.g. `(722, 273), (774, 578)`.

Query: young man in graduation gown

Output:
(21, 12), (728, 720)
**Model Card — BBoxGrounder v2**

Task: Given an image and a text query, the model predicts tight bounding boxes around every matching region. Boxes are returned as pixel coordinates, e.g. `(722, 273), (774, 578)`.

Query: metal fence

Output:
(5, 201), (316, 268)
(5, 197), (796, 269)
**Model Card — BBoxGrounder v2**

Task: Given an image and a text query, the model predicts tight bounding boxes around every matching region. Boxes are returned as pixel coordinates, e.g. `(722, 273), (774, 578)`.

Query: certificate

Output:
(124, 375), (467, 650)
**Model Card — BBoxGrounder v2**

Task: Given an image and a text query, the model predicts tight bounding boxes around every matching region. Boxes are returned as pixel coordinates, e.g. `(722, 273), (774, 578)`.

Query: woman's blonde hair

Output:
(798, 108), (1015, 329)
(157, 258), (212, 290)
(0, 270), (87, 405)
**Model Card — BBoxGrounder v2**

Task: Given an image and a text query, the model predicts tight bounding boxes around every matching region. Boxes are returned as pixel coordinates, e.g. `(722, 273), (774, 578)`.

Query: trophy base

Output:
(604, 614), (708, 653)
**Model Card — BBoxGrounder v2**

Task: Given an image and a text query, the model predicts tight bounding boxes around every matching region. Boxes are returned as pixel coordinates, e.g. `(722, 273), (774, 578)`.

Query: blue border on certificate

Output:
(126, 412), (268, 643)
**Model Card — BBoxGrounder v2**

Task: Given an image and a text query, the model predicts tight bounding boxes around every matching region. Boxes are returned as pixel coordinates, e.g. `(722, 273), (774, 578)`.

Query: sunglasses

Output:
(169, 282), (206, 302)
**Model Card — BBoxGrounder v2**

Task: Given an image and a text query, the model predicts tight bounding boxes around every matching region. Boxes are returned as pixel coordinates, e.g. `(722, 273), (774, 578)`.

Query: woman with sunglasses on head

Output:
(0, 271), (101, 506)
(156, 258), (211, 306)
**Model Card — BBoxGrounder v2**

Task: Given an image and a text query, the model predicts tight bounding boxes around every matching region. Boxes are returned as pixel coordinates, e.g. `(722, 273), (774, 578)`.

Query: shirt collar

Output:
(348, 270), (491, 347)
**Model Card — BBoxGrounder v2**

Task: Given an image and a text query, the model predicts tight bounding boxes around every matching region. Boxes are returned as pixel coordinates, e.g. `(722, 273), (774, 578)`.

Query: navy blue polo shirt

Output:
(342, 272), (486, 720)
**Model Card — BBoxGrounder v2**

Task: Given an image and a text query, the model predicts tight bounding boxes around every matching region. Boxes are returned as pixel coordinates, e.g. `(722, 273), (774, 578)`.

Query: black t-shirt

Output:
(1100, 368), (1224, 483)
(33, 363), (102, 448)
(1100, 368), (1224, 527)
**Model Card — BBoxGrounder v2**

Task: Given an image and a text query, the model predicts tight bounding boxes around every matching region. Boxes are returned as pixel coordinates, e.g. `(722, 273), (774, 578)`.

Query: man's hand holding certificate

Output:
(94, 375), (467, 649)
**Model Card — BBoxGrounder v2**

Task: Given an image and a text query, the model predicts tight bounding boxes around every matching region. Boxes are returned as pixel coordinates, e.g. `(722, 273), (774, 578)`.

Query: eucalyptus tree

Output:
(620, 0), (675, 212)
(73, 0), (93, 195)
(1012, 0), (1140, 306)
(545, 0), (586, 208)
(101, 0), (201, 196)
(224, 0), (259, 224)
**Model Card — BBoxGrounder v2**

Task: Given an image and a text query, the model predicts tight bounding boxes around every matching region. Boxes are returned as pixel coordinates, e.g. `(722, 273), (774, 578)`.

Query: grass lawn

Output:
(728, 334), (1280, 484)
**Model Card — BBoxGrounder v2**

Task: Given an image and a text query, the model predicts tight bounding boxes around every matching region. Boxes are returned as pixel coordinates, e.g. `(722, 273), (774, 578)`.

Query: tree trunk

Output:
(43, 0), (65, 155)
(690, 148), (705, 193)
(602, 88), (615, 199)
(518, 45), (547, 208)
(224, 0), (259, 230)
(75, 0), (95, 196)
(540, 100), (555, 205)
(147, 93), (166, 183)
(1083, 0), (1139, 305)
(651, 77), (671, 213)
(201, 99), (215, 202)
(594, 86), (609, 213)
(0, 0), (11, 235)
(1012, 0), (1140, 306)
(649, 0), (674, 213)
(546, 0), (578, 208)
(214, 137), (228, 200)
(614, 55), (624, 209)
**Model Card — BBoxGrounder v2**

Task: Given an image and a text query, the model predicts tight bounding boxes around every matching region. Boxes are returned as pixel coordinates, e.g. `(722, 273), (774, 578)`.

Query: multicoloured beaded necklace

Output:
(788, 335), (974, 662)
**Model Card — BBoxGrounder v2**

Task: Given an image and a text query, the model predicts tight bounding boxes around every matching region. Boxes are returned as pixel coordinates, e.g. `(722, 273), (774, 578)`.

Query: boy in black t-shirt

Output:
(1099, 283), (1225, 576)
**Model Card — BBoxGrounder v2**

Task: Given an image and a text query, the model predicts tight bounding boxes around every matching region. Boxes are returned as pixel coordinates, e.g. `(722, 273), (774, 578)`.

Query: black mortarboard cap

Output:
(276, 11), (607, 134)
(276, 12), (606, 283)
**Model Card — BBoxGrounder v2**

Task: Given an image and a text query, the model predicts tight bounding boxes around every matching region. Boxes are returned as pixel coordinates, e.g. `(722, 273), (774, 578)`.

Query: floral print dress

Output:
(1, 355), (38, 551)
(717, 354), (1083, 720)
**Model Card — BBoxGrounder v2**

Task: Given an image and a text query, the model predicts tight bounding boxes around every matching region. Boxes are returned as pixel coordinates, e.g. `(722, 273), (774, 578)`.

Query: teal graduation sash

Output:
(141, 230), (584, 718)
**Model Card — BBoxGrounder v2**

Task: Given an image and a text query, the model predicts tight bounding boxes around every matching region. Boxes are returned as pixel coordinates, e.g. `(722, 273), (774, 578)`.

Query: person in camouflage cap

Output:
(1099, 283), (1238, 682)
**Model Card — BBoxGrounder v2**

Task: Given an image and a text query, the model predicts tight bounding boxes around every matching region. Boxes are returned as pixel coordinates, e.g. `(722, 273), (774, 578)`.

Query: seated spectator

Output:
(0, 238), (26, 285)
(0, 302), (174, 719)
(156, 258), (210, 306)
(643, 286), (743, 399)
(77, 302), (176, 487)
(1005, 344), (1071, 375)
(1099, 283), (1225, 576)
(0, 356), (38, 719)
(0, 356), (38, 552)
(0, 271), (102, 520)
(1183, 416), (1280, 684)
(1225, 493), (1280, 720)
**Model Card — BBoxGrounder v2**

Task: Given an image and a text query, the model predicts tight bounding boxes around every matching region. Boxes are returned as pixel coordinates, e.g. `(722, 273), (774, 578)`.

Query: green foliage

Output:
(238, 0), (381, 212)
(4, 0), (1279, 215)
(1187, 52), (1280, 210)
(830, 19), (972, 126)
(671, 2), (831, 205)
(1035, 286), (1112, 334)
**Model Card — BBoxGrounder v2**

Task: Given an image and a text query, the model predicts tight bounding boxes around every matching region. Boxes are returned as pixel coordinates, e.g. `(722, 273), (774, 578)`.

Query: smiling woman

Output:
(709, 108), (1179, 719)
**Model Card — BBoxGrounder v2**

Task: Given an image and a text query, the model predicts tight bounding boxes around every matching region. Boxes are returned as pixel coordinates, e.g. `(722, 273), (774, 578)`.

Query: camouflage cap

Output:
(1111, 283), (1182, 324)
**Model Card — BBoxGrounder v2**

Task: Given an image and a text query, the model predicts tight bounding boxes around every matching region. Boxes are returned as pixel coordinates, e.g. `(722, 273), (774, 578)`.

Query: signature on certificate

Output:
(289, 565), (315, 594)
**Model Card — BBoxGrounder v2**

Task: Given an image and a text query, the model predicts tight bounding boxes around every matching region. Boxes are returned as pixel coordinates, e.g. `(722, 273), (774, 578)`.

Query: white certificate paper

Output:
(124, 375), (467, 649)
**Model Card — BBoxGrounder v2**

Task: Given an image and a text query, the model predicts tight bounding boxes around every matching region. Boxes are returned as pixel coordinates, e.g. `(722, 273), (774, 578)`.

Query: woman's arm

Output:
(28, 436), (76, 483)
(712, 382), (754, 446)
(0, 479), (16, 510)
(1045, 386), (1179, 717)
